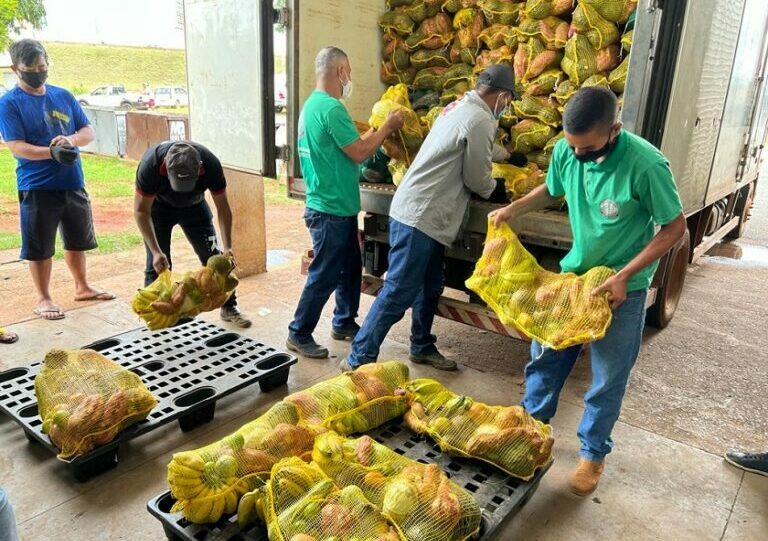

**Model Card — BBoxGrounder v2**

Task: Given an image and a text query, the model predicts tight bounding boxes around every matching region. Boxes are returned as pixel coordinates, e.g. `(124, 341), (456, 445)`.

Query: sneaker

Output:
(409, 351), (458, 371)
(331, 323), (360, 341)
(724, 451), (768, 476)
(286, 336), (329, 359)
(220, 306), (252, 328)
(338, 358), (356, 373)
(569, 458), (605, 496)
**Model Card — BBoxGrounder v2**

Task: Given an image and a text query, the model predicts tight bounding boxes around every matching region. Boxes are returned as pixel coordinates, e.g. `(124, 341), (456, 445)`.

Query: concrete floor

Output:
(1, 190), (767, 540)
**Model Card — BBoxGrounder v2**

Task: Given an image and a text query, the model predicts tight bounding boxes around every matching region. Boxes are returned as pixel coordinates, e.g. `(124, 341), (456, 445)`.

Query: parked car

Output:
(76, 85), (152, 110)
(274, 73), (287, 113)
(152, 86), (188, 108)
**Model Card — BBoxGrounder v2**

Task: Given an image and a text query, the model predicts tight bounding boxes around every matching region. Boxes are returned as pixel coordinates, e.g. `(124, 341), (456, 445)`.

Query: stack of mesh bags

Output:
(466, 220), (616, 349)
(131, 254), (239, 330)
(374, 0), (637, 193)
(34, 348), (157, 460)
(167, 362), (410, 524)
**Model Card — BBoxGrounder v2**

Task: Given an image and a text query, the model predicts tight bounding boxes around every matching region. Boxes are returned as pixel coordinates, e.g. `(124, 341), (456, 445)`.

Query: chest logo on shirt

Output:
(599, 199), (620, 219)
(51, 110), (71, 124)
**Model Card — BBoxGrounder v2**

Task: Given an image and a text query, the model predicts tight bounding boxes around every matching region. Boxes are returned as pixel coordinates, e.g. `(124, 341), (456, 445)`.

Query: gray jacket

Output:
(390, 90), (499, 246)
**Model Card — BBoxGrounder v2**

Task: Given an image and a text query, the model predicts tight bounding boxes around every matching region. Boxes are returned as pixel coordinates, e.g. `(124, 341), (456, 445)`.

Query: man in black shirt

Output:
(134, 141), (251, 327)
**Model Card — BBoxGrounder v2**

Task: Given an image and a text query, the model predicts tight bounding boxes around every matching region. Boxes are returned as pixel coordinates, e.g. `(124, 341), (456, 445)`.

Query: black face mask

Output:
(572, 133), (617, 163)
(19, 70), (48, 89)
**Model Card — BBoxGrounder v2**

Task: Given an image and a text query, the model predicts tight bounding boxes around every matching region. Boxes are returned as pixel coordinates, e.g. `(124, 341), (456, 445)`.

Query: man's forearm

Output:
(616, 214), (687, 282)
(356, 129), (392, 161)
(217, 209), (233, 252)
(135, 210), (162, 254)
(6, 141), (52, 161)
(508, 184), (559, 218)
(71, 126), (95, 147)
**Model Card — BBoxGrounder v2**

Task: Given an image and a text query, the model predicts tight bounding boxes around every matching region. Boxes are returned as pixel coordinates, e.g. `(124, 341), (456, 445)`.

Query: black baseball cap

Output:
(165, 142), (201, 192)
(477, 64), (519, 97)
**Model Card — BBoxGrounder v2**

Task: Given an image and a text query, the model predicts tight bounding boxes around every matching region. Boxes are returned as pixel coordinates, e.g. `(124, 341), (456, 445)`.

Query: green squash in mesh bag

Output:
(513, 95), (562, 127)
(517, 15), (569, 50)
(571, 3), (620, 49)
(442, 62), (474, 88)
(609, 55), (629, 93)
(411, 89), (441, 111)
(561, 34), (599, 85)
(379, 11), (415, 35)
(510, 119), (556, 153)
(522, 0), (573, 20)
(411, 47), (453, 69)
(478, 23), (512, 49)
(404, 0), (440, 23)
(405, 13), (454, 51)
(580, 0), (637, 23)
(478, 0), (521, 25)
(413, 66), (448, 91)
(523, 69), (564, 96)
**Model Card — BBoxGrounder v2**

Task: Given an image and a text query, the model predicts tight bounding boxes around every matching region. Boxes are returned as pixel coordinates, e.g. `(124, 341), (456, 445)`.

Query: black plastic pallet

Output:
(0, 319), (297, 481)
(146, 420), (550, 541)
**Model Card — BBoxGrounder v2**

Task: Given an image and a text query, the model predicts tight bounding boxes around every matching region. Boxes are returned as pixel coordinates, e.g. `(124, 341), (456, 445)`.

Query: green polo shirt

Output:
(546, 131), (683, 292)
(298, 90), (361, 217)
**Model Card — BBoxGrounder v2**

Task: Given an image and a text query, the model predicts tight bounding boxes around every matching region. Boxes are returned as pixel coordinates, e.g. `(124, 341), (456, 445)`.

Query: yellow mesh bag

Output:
(404, 0), (440, 23)
(370, 85), (425, 164)
(509, 119), (556, 153)
(167, 400), (320, 524)
(384, 33), (412, 72)
(466, 221), (616, 349)
(411, 47), (452, 69)
(552, 79), (578, 109)
(561, 34), (599, 85)
(514, 37), (562, 82)
(413, 66), (448, 91)
(477, 0), (521, 25)
(580, 0), (637, 23)
(473, 45), (514, 74)
(609, 54), (629, 93)
(379, 12), (416, 35)
(596, 44), (621, 72)
(285, 361), (410, 436)
(34, 348), (157, 460)
(440, 80), (471, 105)
(571, 3), (620, 49)
(581, 73), (611, 90)
(517, 16), (569, 50)
(313, 432), (482, 541)
(242, 457), (403, 539)
(405, 13), (454, 51)
(131, 255), (238, 330)
(522, 0), (573, 19)
(512, 95), (561, 127)
(523, 68), (564, 96)
(421, 105), (445, 131)
(492, 162), (545, 199)
(381, 61), (417, 86)
(478, 23), (512, 49)
(403, 379), (553, 480)
(442, 62), (475, 88)
(389, 160), (409, 187)
(621, 29), (633, 52)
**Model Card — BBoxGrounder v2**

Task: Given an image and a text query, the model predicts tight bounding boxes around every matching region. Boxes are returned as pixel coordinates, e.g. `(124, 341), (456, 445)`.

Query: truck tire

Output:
(646, 228), (690, 329)
(726, 181), (756, 240)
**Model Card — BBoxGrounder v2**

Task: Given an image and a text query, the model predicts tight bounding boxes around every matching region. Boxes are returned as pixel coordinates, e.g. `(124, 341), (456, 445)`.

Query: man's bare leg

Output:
(64, 250), (115, 301)
(29, 258), (64, 320)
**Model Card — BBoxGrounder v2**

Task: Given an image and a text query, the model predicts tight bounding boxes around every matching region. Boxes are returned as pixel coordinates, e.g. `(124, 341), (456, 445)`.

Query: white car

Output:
(152, 86), (189, 108)
(76, 85), (150, 109)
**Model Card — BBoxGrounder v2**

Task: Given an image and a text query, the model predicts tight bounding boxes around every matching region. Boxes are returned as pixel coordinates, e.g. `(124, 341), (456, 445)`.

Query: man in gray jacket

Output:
(340, 64), (517, 371)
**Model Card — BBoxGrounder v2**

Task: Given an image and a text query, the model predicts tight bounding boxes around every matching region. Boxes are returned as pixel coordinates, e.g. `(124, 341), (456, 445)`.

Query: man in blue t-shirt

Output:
(0, 40), (114, 320)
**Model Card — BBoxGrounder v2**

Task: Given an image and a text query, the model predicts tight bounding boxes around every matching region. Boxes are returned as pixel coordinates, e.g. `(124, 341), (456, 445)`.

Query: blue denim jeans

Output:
(348, 219), (445, 367)
(522, 289), (648, 462)
(288, 208), (361, 343)
(0, 488), (19, 541)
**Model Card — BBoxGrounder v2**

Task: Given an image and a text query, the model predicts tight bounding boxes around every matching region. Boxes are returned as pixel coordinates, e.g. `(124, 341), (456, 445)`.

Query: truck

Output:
(181, 0), (768, 340)
(76, 84), (153, 110)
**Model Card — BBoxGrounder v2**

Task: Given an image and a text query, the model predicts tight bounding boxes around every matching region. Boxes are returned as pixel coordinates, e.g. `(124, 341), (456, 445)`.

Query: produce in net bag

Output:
(466, 221), (616, 349)
(477, 0), (521, 25)
(442, 0), (479, 13)
(413, 66), (448, 91)
(380, 11), (416, 35)
(389, 160), (410, 187)
(404, 379), (553, 480)
(35, 348), (157, 460)
(478, 23), (512, 49)
(523, 68), (564, 96)
(561, 34), (599, 85)
(509, 119), (556, 153)
(522, 0), (573, 19)
(369, 85), (425, 164)
(442, 62), (475, 89)
(285, 361), (410, 435)
(474, 45), (514, 74)
(388, 0), (420, 7)
(512, 95), (562, 127)
(411, 89), (441, 111)
(240, 457), (402, 539)
(452, 8), (485, 58)
(313, 432), (482, 541)
(581, 73), (611, 91)
(492, 162), (545, 199)
(552, 78), (578, 107)
(621, 29), (633, 52)
(517, 15), (569, 50)
(405, 13), (454, 51)
(514, 37), (562, 82)
(528, 130), (564, 167)
(421, 105), (445, 131)
(167, 400), (320, 524)
(411, 47), (452, 69)
(403, 0), (440, 23)
(571, 3), (620, 49)
(609, 54), (629, 93)
(498, 107), (517, 128)
(384, 33), (411, 71)
(381, 61), (417, 86)
(580, 0), (637, 23)
(440, 80), (471, 105)
(132, 254), (238, 330)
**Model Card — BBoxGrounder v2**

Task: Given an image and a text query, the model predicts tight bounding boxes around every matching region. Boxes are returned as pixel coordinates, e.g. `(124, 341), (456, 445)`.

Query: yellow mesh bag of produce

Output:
(526, 150), (550, 169)
(442, 62), (475, 88)
(498, 107), (518, 128)
(384, 33), (412, 71)
(609, 54), (629, 93)
(596, 44), (621, 72)
(405, 13), (454, 51)
(571, 3), (620, 49)
(509, 119), (556, 152)
(580, 0), (637, 23)
(523, 68), (564, 96)
(388, 0), (419, 7)
(478, 23), (512, 49)
(389, 160), (409, 187)
(413, 66), (448, 90)
(370, 85), (424, 164)
(492, 162), (545, 199)
(381, 62), (417, 86)
(380, 11), (416, 35)
(552, 79), (578, 109)
(466, 221), (616, 349)
(561, 34), (599, 85)
(404, 379), (553, 480)
(621, 29), (633, 52)
(168, 400), (320, 524)
(441, 80), (471, 105)
(477, 0), (521, 25)
(242, 457), (403, 539)
(513, 95), (561, 127)
(517, 15), (569, 49)
(313, 432), (482, 541)
(421, 105), (445, 131)
(411, 47), (452, 69)
(131, 254), (238, 330)
(514, 37), (562, 82)
(522, 0), (573, 19)
(404, 0), (440, 23)
(285, 361), (410, 436)
(35, 348), (157, 460)
(473, 45), (514, 74)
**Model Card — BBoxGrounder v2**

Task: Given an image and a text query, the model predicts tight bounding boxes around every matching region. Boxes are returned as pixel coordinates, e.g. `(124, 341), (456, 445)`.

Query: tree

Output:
(1, 0), (46, 51)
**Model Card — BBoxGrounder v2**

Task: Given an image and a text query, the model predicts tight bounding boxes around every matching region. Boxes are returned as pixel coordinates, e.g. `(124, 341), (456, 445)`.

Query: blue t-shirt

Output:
(0, 84), (90, 190)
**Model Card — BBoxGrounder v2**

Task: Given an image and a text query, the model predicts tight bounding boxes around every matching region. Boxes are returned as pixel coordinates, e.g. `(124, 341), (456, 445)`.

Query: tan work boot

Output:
(569, 458), (605, 496)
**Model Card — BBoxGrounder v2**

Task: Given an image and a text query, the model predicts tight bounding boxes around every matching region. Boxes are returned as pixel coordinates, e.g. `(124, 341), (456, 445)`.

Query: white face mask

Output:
(341, 75), (353, 100)
(493, 93), (511, 120)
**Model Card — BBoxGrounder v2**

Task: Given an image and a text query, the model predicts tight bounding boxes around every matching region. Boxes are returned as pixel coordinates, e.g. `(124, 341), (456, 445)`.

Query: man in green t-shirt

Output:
(287, 47), (404, 359)
(493, 87), (686, 496)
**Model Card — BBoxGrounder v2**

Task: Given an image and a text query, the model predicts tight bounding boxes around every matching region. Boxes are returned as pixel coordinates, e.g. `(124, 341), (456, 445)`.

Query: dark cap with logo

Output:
(477, 64), (518, 97)
(165, 142), (202, 192)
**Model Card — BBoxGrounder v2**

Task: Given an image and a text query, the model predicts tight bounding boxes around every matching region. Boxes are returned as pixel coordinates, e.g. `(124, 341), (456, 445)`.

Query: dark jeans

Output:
(144, 199), (236, 309)
(348, 218), (445, 367)
(288, 208), (361, 343)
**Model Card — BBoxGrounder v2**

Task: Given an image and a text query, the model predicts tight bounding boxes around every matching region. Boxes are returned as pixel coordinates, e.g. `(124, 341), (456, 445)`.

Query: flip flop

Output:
(33, 307), (66, 320)
(0, 330), (19, 344)
(74, 291), (117, 302)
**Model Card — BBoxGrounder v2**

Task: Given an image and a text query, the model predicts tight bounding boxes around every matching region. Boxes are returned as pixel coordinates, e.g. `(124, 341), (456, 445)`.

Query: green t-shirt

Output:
(546, 131), (683, 292)
(298, 90), (361, 216)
